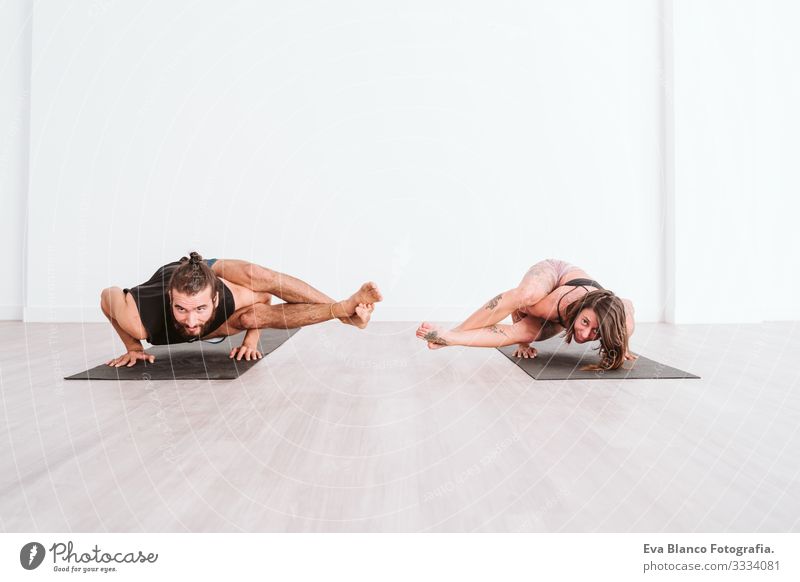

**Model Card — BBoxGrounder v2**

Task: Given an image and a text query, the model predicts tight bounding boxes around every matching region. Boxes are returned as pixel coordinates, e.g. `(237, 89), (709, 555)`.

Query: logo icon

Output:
(20, 542), (46, 570)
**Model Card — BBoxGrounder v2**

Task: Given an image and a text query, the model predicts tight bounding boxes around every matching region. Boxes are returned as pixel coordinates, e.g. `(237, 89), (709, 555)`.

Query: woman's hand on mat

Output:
(230, 344), (263, 361)
(624, 351), (638, 361)
(513, 344), (538, 359)
(107, 350), (155, 367)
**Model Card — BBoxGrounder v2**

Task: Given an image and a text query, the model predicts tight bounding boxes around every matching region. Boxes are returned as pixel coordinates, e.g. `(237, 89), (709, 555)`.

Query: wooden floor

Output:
(1, 320), (798, 532)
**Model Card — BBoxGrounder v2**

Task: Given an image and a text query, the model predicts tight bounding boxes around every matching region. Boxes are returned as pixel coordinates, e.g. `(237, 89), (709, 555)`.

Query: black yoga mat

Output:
(65, 328), (300, 381)
(497, 336), (699, 380)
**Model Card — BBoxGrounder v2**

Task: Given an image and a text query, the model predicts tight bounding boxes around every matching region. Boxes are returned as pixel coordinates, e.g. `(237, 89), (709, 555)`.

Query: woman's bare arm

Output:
(622, 298), (638, 361)
(623, 298), (636, 337)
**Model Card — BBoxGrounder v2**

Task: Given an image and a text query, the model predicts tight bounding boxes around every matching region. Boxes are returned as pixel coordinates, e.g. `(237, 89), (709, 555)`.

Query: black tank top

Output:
(123, 259), (237, 345)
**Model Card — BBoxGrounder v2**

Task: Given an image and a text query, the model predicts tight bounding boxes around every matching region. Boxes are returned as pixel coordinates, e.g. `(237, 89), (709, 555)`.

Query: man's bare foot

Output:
(339, 303), (374, 329)
(331, 282), (382, 323)
(351, 282), (382, 305)
(416, 322), (451, 350)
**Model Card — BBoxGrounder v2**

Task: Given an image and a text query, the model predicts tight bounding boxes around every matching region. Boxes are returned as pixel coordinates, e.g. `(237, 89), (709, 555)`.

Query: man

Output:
(100, 252), (382, 367)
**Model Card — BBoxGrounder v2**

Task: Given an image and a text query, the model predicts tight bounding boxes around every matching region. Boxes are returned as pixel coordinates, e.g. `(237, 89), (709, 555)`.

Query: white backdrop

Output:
(2, 1), (797, 323)
(670, 0), (800, 323)
(21, 0), (664, 322)
(0, 0), (30, 320)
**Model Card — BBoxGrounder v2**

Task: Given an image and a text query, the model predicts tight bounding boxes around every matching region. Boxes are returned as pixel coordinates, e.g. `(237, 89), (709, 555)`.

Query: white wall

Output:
(756, 1), (800, 321)
(669, 0), (800, 323)
(25, 0), (664, 323)
(0, 0), (31, 320)
(671, 0), (758, 323)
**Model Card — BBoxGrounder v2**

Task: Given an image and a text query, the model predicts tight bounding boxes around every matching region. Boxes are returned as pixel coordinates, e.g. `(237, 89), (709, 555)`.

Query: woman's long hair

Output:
(562, 289), (629, 371)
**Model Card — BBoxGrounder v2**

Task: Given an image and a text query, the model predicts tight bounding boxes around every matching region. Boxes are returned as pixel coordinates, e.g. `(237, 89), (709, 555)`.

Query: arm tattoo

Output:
(424, 331), (449, 346)
(485, 294), (503, 310)
(488, 325), (508, 336)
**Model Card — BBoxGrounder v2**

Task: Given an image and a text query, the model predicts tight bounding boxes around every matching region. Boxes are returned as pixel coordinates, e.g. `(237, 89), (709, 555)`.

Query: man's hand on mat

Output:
(230, 344), (263, 361)
(513, 344), (538, 359)
(107, 350), (155, 367)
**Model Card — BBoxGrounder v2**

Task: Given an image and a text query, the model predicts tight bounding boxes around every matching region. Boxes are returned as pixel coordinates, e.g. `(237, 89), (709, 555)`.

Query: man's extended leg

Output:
(212, 259), (337, 303)
(212, 259), (379, 327)
(236, 285), (378, 330)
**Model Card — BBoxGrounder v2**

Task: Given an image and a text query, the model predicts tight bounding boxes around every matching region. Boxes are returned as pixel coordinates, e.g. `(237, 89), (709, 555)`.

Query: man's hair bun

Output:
(171, 251), (216, 296)
(180, 251), (204, 265)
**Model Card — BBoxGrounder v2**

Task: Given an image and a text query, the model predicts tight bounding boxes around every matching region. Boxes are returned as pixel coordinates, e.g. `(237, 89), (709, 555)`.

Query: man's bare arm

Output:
(100, 288), (154, 366)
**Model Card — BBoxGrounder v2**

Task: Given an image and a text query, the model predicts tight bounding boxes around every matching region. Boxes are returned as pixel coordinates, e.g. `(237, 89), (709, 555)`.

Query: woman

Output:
(415, 258), (637, 371)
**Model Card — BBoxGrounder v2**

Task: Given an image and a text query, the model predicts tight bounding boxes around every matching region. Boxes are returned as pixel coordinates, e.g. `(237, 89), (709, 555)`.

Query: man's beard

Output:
(171, 306), (218, 340)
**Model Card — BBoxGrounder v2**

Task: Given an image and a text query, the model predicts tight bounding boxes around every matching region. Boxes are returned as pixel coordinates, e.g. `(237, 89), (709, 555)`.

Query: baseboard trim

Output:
(23, 306), (106, 323)
(0, 305), (23, 320)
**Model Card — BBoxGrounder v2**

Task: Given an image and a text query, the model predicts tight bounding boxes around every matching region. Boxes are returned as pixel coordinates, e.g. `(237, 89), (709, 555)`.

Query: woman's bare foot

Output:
(339, 303), (374, 329)
(416, 322), (451, 350)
